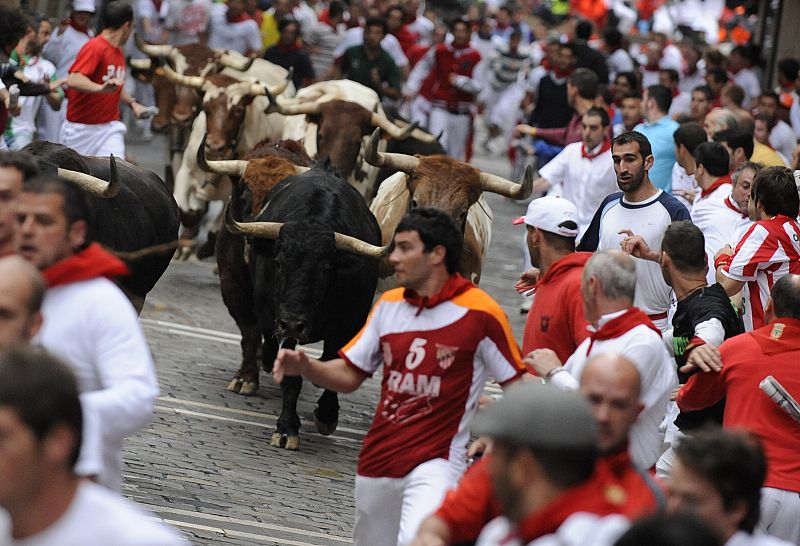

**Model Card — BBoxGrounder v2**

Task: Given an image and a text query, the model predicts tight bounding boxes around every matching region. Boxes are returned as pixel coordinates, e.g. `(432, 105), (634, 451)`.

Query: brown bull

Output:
(365, 128), (533, 283)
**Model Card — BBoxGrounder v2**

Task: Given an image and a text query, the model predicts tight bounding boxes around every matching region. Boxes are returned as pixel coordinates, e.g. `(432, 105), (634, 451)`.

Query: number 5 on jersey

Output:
(405, 338), (427, 370)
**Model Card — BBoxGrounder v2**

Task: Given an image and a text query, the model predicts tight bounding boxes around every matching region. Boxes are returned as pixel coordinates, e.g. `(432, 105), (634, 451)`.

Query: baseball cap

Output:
(72, 0), (96, 13)
(512, 195), (580, 237)
(472, 382), (597, 448)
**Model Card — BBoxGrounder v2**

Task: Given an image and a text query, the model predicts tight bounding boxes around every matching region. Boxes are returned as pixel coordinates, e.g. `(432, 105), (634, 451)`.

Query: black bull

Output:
(24, 141), (180, 308)
(220, 161), (382, 449)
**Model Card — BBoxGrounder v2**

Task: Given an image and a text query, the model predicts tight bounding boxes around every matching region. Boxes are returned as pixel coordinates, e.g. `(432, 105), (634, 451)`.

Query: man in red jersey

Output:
(403, 18), (481, 161)
(61, 1), (148, 158)
(714, 167), (800, 331)
(678, 274), (800, 544)
(412, 354), (661, 546)
(514, 196), (590, 361)
(274, 208), (524, 546)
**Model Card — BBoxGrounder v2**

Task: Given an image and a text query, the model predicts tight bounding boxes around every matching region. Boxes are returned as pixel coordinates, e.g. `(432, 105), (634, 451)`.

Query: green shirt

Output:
(340, 45), (400, 99)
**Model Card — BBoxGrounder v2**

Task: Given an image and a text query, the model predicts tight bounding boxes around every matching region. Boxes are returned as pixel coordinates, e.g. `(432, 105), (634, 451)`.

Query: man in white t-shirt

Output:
(690, 141), (742, 283)
(0, 346), (187, 546)
(578, 131), (691, 331)
(534, 106), (617, 240)
(526, 250), (677, 470)
(670, 122), (706, 212)
(164, 0), (212, 45)
(208, 0), (262, 56)
(728, 46), (761, 106)
(756, 92), (796, 162)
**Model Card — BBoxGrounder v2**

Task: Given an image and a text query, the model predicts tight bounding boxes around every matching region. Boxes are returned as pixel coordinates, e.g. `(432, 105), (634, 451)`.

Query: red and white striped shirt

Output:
(722, 215), (800, 331)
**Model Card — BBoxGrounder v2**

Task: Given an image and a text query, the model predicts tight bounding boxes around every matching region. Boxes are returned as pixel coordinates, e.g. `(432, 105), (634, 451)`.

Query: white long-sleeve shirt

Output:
(36, 277), (159, 492)
(550, 310), (677, 469)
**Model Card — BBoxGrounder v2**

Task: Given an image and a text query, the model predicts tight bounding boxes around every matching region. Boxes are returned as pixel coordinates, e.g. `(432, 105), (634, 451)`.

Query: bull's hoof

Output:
(227, 377), (243, 393)
(238, 380), (258, 396)
(270, 432), (300, 450)
(314, 409), (338, 436)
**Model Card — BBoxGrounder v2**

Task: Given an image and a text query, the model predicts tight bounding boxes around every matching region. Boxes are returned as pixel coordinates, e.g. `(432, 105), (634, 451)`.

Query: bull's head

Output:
(225, 198), (388, 343)
(162, 66), (289, 158)
(57, 155), (121, 198)
(264, 91), (437, 179)
(364, 128), (533, 230)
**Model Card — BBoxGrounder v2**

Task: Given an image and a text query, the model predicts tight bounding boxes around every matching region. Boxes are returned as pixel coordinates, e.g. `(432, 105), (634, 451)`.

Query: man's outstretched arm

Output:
(273, 348), (367, 393)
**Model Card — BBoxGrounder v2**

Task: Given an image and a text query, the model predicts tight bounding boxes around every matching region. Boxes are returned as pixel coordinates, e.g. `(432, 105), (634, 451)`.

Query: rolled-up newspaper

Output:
(759, 375), (800, 424)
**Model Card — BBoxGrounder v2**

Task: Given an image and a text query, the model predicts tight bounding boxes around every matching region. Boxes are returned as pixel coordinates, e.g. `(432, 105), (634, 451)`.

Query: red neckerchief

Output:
(69, 19), (90, 34)
(750, 318), (800, 355)
(403, 273), (473, 315)
(226, 10), (252, 23)
(504, 472), (618, 543)
(152, 0), (162, 12)
(699, 174), (731, 198)
(587, 308), (661, 352)
(277, 41), (301, 53)
(551, 66), (573, 80)
(724, 196), (748, 219)
(683, 65), (697, 77)
(582, 138), (611, 160)
(541, 58), (552, 71)
(42, 243), (130, 288)
(671, 88), (680, 98)
(728, 67), (741, 76)
(642, 63), (660, 72)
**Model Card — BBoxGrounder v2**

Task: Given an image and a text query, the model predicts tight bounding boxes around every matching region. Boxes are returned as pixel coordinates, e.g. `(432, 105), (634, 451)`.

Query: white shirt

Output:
(476, 513), (630, 546)
(691, 181), (741, 284)
(579, 190), (690, 327)
(8, 58), (57, 138)
(36, 277), (159, 492)
(768, 119), (796, 163)
(539, 141), (618, 240)
(607, 49), (634, 82)
(731, 67), (761, 105)
(333, 27), (408, 67)
(726, 531), (796, 546)
(668, 91), (691, 117)
(165, 0), (212, 45)
(43, 25), (93, 78)
(550, 310), (676, 469)
(208, 3), (262, 54)
(292, 1), (317, 35)
(3, 481), (188, 545)
(670, 163), (697, 212)
(679, 68), (706, 94)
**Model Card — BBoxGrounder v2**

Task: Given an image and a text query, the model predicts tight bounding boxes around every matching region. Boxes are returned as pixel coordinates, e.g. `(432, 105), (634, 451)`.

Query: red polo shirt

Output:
(67, 35), (125, 124)
(678, 318), (800, 492)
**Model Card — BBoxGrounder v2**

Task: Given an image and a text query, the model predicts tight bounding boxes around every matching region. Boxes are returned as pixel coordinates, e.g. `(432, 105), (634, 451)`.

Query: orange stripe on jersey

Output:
(451, 287), (524, 371)
(340, 288), (405, 354)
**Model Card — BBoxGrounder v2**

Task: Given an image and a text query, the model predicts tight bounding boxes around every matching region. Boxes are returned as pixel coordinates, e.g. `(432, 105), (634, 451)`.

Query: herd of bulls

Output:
(36, 35), (535, 450)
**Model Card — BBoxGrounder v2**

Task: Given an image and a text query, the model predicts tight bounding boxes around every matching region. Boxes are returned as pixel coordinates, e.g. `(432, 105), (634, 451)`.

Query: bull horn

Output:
(370, 112), (418, 140)
(334, 232), (391, 258)
(58, 155), (120, 198)
(161, 63), (205, 89)
(478, 164), (534, 200)
(263, 87), (322, 116)
(134, 32), (175, 58)
(129, 58), (152, 70)
(363, 129), (420, 172)
(389, 118), (441, 144)
(218, 51), (255, 71)
(225, 206), (283, 239)
(197, 134), (249, 176)
(248, 75), (291, 98)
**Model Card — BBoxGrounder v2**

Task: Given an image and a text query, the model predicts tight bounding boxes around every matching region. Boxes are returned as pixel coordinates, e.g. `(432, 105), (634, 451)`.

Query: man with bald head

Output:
(526, 250), (677, 470)
(0, 256), (45, 349)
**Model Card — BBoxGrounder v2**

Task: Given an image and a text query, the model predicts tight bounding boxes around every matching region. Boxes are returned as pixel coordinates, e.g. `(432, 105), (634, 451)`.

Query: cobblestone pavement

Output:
(124, 128), (531, 545)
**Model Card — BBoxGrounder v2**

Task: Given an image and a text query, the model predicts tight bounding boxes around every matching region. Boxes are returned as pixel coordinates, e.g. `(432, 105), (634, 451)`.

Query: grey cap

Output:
(472, 382), (597, 448)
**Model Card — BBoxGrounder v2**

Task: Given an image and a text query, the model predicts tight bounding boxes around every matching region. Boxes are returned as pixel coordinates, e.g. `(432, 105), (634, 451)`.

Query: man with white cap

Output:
(471, 382), (631, 546)
(40, 0), (96, 143)
(530, 106), (618, 241)
(514, 196), (591, 362)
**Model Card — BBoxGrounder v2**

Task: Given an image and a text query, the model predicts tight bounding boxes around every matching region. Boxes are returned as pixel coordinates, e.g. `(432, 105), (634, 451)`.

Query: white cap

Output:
(72, 0), (96, 13)
(513, 196), (580, 237)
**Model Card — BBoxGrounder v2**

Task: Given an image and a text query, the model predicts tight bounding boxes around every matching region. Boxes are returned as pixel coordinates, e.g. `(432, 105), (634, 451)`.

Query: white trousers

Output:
(482, 83), (525, 132)
(60, 119), (126, 158)
(759, 487), (800, 544)
(409, 95), (432, 129)
(353, 458), (463, 546)
(429, 107), (471, 162)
